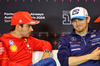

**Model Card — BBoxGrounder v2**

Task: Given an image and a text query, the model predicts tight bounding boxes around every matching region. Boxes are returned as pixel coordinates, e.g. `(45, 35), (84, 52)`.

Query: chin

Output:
(25, 34), (30, 37)
(25, 36), (30, 38)
(23, 35), (30, 38)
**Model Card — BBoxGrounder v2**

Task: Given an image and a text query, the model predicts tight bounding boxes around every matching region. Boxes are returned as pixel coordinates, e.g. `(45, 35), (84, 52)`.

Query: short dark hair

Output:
(9, 24), (24, 31)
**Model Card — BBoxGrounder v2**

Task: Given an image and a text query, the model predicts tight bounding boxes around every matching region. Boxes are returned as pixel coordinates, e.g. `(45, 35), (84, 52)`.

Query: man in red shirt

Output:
(0, 11), (56, 66)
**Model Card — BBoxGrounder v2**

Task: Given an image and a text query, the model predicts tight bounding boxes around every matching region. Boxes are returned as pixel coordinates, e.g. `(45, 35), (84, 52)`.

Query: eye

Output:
(26, 25), (31, 27)
(29, 25), (32, 27)
(71, 19), (76, 23)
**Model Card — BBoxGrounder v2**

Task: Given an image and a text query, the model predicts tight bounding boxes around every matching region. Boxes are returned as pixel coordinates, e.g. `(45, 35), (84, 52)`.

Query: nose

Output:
(76, 21), (80, 25)
(30, 26), (34, 31)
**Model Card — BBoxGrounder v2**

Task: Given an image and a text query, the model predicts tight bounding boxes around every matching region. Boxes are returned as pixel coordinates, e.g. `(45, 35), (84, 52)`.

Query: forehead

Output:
(71, 18), (82, 21)
(23, 24), (32, 26)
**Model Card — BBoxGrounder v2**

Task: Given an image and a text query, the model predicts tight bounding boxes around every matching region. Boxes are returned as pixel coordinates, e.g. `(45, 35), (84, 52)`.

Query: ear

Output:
(15, 25), (21, 31)
(86, 16), (90, 23)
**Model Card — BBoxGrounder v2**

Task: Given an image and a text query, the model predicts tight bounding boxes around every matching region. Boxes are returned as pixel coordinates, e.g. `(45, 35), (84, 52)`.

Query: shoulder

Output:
(0, 33), (9, 38)
(91, 30), (100, 34)
(0, 33), (16, 46)
(0, 33), (10, 43)
(60, 34), (72, 41)
(59, 34), (72, 46)
(28, 36), (46, 43)
(28, 36), (39, 40)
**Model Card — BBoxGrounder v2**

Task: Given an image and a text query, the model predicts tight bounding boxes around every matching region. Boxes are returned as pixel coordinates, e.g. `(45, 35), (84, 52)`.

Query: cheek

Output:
(23, 28), (29, 31)
(22, 29), (29, 34)
(72, 23), (76, 27)
(82, 22), (87, 26)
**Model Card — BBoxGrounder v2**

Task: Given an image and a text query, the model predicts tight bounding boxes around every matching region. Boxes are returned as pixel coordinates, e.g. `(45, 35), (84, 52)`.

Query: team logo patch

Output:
(70, 37), (77, 42)
(10, 45), (17, 52)
(24, 38), (27, 42)
(72, 9), (79, 15)
(9, 40), (14, 45)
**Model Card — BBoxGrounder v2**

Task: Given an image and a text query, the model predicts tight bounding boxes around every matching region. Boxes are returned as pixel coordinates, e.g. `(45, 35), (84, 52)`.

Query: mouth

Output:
(76, 26), (81, 29)
(28, 32), (32, 35)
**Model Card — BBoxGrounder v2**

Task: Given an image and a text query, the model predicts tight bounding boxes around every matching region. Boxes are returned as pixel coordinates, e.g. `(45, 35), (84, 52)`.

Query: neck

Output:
(10, 31), (22, 38)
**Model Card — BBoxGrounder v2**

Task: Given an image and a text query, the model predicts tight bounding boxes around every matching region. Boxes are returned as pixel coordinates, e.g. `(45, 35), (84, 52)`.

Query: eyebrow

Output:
(28, 25), (32, 27)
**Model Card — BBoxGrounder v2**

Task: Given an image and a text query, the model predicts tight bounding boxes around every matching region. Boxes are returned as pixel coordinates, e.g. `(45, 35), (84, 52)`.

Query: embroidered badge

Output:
(70, 37), (77, 42)
(9, 40), (14, 45)
(24, 38), (27, 42)
(10, 45), (17, 52)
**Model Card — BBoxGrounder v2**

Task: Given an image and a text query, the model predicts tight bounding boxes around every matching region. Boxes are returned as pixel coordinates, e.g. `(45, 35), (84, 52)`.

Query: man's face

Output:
(71, 17), (89, 33)
(20, 24), (33, 37)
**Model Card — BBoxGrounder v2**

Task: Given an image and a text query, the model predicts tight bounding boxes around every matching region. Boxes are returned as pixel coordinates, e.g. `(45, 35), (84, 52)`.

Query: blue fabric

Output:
(27, 58), (56, 66)
(69, 16), (86, 22)
(57, 29), (100, 66)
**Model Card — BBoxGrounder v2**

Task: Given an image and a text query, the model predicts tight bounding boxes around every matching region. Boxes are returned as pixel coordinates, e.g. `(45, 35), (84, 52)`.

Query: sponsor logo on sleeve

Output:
(71, 48), (81, 51)
(9, 40), (17, 52)
(91, 42), (100, 46)
(91, 34), (96, 38)
(9, 40), (14, 45)
(90, 38), (100, 42)
(10, 45), (17, 52)
(71, 44), (80, 47)
(0, 42), (4, 54)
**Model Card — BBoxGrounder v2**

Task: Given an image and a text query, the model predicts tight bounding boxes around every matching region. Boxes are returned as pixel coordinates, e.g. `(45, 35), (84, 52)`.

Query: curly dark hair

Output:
(9, 24), (23, 31)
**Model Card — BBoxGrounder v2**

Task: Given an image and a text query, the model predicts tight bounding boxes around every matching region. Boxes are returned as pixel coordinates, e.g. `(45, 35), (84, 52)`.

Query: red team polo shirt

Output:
(0, 33), (52, 66)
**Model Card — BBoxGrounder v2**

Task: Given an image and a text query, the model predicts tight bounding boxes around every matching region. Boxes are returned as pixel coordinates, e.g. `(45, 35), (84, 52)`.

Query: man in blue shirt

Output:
(57, 7), (100, 66)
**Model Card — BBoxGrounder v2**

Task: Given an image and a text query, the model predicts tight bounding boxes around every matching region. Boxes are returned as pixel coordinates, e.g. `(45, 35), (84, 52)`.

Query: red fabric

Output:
(11, 11), (40, 26)
(0, 33), (52, 66)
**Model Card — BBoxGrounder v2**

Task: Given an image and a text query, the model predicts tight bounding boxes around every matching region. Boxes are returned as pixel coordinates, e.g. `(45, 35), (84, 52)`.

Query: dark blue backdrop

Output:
(0, 0), (100, 49)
